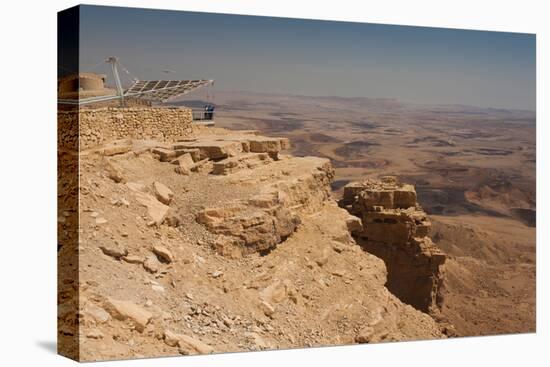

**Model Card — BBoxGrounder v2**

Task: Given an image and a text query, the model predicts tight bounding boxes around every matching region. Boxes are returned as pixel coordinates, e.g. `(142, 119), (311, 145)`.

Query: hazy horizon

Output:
(175, 89), (537, 113)
(76, 5), (536, 111)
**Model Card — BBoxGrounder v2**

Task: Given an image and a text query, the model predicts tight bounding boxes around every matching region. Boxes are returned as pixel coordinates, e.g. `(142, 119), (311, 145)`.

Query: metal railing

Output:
(192, 110), (215, 121)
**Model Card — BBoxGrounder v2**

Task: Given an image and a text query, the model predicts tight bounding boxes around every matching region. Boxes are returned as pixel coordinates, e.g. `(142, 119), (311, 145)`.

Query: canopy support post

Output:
(106, 56), (125, 107)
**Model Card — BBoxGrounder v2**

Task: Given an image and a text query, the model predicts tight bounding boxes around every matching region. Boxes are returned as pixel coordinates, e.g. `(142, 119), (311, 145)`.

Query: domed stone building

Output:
(58, 72), (117, 100)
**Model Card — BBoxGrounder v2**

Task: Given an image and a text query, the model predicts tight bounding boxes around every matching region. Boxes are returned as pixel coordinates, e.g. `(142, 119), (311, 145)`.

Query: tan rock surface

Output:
(127, 183), (170, 225)
(103, 298), (152, 332)
(60, 128), (446, 362)
(152, 244), (174, 264)
(164, 330), (214, 355)
(341, 176), (446, 313)
(152, 181), (173, 205)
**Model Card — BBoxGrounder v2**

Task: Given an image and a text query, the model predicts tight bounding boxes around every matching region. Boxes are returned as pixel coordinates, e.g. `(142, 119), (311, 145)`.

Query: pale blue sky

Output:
(77, 5), (536, 110)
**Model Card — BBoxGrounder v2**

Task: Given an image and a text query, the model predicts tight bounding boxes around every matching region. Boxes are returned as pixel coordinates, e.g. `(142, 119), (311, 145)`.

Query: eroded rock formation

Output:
(341, 176), (447, 313)
(58, 127), (447, 362)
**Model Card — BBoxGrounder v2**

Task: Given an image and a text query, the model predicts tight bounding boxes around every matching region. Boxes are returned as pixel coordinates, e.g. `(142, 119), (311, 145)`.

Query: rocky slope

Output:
(431, 214), (535, 335)
(58, 127), (445, 361)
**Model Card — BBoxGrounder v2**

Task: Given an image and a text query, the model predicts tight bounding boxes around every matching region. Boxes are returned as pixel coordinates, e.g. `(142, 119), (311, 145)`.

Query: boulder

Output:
(163, 329), (180, 347)
(143, 255), (160, 273)
(173, 153), (195, 175)
(164, 330), (214, 354)
(152, 244), (174, 264)
(152, 147), (176, 162)
(99, 242), (128, 259)
(129, 186), (170, 225)
(152, 181), (174, 205)
(82, 304), (111, 325)
(103, 298), (152, 332)
(259, 300), (275, 317)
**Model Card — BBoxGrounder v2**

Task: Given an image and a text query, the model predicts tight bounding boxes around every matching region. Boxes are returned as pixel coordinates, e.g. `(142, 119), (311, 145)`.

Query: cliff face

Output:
(197, 155), (335, 257)
(58, 127), (445, 362)
(340, 176), (447, 313)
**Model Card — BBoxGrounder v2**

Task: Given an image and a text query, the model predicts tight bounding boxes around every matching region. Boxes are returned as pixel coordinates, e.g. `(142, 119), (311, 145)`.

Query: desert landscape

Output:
(57, 90), (535, 361)
(54, 4), (537, 362)
(203, 91), (536, 336)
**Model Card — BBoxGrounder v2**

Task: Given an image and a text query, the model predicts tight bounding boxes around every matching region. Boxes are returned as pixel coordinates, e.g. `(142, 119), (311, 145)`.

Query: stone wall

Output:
(58, 106), (193, 150)
(58, 108), (79, 152)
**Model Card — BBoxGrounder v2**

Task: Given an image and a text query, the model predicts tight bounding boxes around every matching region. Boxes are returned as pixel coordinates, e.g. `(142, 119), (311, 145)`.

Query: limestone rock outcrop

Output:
(174, 134), (289, 160)
(60, 127), (447, 362)
(197, 191), (301, 256)
(341, 176), (446, 313)
(212, 152), (272, 175)
(197, 156), (334, 257)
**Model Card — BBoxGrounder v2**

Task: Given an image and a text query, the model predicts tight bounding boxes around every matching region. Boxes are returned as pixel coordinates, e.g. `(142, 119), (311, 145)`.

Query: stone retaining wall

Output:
(58, 106), (193, 150)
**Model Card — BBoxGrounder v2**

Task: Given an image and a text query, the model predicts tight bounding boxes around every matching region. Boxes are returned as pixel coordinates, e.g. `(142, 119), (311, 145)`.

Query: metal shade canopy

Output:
(124, 79), (213, 103)
(58, 57), (213, 106)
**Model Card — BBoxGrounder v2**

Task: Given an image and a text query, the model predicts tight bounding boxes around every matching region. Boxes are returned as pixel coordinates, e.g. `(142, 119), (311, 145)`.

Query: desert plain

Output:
(208, 91), (536, 336)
